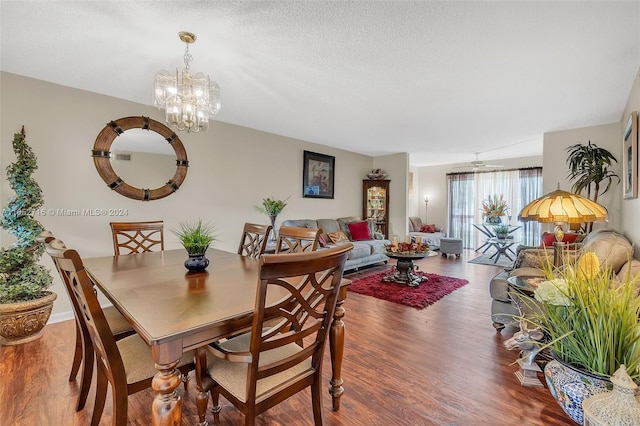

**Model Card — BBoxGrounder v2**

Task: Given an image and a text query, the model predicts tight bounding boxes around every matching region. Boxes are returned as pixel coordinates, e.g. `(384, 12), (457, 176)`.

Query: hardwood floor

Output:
(0, 249), (571, 425)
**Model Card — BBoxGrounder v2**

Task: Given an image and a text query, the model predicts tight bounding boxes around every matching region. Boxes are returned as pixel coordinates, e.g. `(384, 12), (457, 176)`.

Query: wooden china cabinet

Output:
(362, 179), (390, 238)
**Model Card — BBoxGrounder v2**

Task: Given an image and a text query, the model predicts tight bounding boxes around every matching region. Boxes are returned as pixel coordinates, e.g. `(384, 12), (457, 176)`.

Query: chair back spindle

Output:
(276, 225), (322, 254)
(110, 221), (164, 256)
(238, 223), (273, 258)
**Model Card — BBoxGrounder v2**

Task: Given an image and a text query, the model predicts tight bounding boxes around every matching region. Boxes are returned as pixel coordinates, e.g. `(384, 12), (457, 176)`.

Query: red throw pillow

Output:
(541, 232), (580, 247)
(420, 224), (436, 233)
(347, 221), (372, 241)
(318, 234), (327, 247)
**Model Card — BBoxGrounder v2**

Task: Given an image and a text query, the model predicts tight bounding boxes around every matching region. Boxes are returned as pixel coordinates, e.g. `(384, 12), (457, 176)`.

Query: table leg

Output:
(151, 359), (183, 426)
(503, 249), (514, 261)
(329, 286), (348, 411)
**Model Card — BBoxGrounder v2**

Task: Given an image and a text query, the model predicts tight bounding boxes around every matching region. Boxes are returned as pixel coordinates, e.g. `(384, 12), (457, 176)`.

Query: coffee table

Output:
(383, 251), (438, 287)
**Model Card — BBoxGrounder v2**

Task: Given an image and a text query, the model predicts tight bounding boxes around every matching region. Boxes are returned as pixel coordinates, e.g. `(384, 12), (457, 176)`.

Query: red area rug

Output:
(347, 270), (469, 309)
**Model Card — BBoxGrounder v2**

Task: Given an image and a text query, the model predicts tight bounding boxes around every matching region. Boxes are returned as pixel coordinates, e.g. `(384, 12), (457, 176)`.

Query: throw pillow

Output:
(420, 224), (436, 233)
(327, 231), (349, 244)
(347, 221), (372, 241)
(541, 232), (580, 247)
(318, 234), (327, 247)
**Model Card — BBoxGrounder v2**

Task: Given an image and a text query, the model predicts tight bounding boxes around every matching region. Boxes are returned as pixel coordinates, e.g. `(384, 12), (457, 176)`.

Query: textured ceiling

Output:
(2, 1), (639, 166)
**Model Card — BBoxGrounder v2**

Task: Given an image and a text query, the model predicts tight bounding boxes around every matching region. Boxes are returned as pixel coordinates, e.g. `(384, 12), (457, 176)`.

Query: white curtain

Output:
(447, 172), (475, 248)
(447, 167), (542, 249)
(519, 168), (542, 246)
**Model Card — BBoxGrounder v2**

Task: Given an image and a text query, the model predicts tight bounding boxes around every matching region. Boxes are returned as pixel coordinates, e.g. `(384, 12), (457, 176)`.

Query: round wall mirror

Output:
(92, 116), (188, 201)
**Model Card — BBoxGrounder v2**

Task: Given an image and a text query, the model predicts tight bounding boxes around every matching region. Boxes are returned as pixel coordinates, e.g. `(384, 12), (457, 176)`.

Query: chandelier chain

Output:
(183, 44), (192, 71)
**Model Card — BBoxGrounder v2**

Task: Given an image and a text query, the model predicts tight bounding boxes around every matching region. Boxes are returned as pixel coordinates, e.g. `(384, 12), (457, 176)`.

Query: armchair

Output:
(490, 229), (636, 332)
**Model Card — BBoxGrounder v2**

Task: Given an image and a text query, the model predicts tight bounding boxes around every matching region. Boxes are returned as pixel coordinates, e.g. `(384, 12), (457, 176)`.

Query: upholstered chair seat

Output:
(203, 333), (312, 403)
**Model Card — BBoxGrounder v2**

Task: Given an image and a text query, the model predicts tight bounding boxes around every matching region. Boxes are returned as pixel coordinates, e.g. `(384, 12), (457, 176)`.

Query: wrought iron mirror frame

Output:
(91, 116), (189, 201)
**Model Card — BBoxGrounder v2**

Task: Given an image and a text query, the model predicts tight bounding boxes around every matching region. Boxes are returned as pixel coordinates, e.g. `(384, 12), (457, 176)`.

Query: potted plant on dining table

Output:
(173, 219), (216, 272)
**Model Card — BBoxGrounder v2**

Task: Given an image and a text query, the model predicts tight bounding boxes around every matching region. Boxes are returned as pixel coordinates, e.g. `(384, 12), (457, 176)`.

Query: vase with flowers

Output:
(522, 252), (640, 424)
(255, 196), (289, 241)
(482, 195), (508, 224)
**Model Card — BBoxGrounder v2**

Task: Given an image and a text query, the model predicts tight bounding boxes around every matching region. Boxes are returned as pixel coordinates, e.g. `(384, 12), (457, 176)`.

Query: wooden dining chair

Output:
(38, 231), (135, 412)
(44, 238), (195, 425)
(237, 223), (273, 258)
(194, 243), (352, 426)
(110, 220), (164, 256)
(275, 225), (322, 254)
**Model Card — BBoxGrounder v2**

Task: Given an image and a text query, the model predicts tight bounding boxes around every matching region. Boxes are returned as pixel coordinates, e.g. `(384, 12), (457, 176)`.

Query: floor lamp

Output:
(518, 187), (608, 266)
(424, 195), (429, 223)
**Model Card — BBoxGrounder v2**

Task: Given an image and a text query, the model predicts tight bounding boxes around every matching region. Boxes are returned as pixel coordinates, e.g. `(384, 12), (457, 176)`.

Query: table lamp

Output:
(518, 185), (608, 264)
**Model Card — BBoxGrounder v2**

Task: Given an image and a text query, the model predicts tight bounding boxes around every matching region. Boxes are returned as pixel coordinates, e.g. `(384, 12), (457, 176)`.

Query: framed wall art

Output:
(623, 111), (638, 199)
(302, 150), (335, 199)
(409, 172), (414, 196)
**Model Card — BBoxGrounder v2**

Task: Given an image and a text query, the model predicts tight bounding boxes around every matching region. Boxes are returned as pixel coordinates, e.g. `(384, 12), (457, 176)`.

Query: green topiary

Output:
(0, 127), (53, 303)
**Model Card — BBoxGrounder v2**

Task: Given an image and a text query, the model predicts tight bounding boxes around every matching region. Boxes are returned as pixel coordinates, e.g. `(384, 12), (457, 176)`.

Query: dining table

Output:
(83, 248), (351, 425)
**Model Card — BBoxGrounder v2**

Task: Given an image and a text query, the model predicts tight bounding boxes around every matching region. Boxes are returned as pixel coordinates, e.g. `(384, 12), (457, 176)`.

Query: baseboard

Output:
(47, 302), (116, 325)
(48, 311), (73, 324)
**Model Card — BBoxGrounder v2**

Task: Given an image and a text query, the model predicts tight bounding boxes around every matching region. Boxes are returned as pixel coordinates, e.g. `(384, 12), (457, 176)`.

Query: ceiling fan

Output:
(454, 153), (505, 172)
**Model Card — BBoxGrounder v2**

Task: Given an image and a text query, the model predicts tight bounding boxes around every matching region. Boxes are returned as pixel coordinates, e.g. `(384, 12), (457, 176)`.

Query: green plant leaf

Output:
(172, 219), (216, 255)
(0, 128), (52, 303)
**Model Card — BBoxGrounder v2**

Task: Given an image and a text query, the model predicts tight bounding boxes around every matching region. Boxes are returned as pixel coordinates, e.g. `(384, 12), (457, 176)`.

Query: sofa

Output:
(489, 228), (639, 332)
(407, 217), (446, 250)
(281, 216), (390, 272)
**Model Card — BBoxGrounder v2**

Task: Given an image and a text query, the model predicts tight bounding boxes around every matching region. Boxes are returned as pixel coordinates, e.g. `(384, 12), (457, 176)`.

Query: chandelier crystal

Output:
(154, 31), (221, 133)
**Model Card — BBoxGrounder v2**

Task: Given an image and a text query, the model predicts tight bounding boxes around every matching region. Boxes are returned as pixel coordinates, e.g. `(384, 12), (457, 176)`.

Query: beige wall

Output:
(374, 153), (409, 239)
(542, 122), (622, 231)
(0, 72), (390, 318)
(414, 155), (544, 233)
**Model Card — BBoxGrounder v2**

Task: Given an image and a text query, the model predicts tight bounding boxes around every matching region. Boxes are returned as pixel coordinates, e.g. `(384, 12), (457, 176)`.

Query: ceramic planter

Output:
(544, 356), (611, 425)
(184, 254), (209, 272)
(0, 291), (57, 345)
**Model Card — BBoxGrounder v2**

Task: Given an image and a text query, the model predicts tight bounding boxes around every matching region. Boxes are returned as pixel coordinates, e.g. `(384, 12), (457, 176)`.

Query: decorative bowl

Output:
(367, 173), (387, 180)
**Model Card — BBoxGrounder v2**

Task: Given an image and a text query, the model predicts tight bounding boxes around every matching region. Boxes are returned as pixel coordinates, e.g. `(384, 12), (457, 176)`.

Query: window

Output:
(447, 167), (542, 248)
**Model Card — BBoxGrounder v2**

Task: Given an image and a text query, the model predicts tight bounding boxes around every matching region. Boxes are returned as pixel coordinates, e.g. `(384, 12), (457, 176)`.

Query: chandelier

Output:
(154, 31), (221, 133)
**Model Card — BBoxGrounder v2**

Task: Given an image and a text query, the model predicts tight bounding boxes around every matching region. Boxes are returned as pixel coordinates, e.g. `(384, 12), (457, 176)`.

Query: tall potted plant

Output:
(566, 141), (620, 232)
(0, 127), (55, 345)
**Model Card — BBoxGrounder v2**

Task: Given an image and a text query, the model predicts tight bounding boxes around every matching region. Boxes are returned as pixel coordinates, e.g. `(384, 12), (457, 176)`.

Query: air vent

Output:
(114, 153), (131, 161)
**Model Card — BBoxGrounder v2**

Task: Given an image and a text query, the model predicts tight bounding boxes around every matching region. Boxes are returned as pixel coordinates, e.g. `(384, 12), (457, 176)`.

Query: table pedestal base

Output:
(382, 258), (427, 287)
